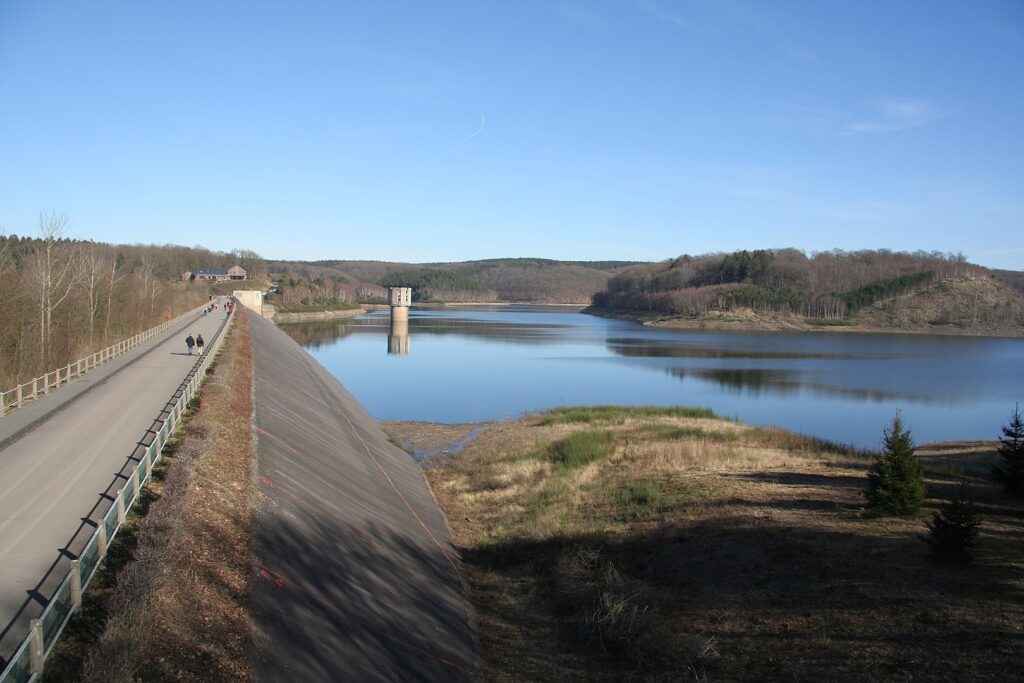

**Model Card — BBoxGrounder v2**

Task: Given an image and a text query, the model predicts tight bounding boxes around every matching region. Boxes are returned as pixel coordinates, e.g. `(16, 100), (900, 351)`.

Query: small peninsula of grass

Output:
(273, 302), (361, 313)
(387, 406), (1024, 681)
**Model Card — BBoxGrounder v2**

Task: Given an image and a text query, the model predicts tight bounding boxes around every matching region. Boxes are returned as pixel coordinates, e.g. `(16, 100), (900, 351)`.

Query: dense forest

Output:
(0, 214), (266, 389)
(266, 257), (639, 305)
(590, 248), (1024, 330)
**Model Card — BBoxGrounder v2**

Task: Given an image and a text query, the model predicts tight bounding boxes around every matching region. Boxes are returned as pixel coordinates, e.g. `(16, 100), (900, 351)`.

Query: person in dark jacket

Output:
(196, 334), (205, 354)
(185, 334), (195, 355)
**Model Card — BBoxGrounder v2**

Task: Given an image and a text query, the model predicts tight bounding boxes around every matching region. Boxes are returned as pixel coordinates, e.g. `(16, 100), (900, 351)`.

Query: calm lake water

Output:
(281, 306), (1024, 449)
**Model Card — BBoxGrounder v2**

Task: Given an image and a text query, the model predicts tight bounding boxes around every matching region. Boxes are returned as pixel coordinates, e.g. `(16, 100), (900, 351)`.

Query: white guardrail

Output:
(0, 306), (206, 418)
(0, 310), (234, 683)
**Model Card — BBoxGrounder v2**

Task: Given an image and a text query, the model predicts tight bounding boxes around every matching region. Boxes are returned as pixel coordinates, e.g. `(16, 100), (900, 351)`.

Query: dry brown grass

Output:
(78, 314), (255, 683)
(387, 408), (1024, 682)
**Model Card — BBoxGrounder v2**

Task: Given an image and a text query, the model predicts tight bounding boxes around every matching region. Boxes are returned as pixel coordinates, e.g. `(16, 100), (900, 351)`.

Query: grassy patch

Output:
(746, 426), (875, 459)
(409, 404), (1024, 681)
(274, 302), (361, 313)
(541, 405), (717, 426)
(623, 423), (738, 444)
(615, 478), (663, 521)
(550, 430), (615, 470)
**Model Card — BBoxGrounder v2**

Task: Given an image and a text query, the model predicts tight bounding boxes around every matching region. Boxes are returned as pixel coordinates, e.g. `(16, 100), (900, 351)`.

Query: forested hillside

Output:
(0, 215), (266, 388)
(266, 258), (639, 304)
(590, 249), (1024, 335)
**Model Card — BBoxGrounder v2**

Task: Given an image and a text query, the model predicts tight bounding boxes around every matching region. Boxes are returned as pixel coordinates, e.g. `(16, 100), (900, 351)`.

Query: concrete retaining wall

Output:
(247, 311), (475, 681)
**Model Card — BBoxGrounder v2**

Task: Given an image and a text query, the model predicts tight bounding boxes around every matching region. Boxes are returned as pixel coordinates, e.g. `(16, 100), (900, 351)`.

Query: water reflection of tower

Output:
(387, 286), (412, 355)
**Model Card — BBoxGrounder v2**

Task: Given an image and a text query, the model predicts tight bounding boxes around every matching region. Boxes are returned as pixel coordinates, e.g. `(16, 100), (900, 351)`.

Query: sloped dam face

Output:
(247, 312), (475, 682)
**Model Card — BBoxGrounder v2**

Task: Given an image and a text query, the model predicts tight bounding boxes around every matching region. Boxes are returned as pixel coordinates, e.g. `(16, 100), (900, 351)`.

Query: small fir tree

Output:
(991, 404), (1024, 497)
(925, 481), (981, 566)
(865, 411), (925, 515)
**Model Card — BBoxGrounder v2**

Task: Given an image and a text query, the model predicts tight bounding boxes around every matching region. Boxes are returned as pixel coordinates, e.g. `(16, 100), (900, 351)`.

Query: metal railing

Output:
(0, 305), (207, 418)
(0, 312), (234, 683)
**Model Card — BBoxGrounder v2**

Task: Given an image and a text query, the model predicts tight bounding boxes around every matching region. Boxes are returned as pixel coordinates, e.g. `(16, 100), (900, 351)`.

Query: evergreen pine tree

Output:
(865, 411), (925, 515)
(925, 481), (981, 566)
(991, 404), (1024, 497)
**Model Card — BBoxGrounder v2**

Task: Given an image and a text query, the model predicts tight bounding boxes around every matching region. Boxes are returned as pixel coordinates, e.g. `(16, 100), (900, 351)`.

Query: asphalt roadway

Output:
(0, 300), (230, 662)
(249, 311), (476, 682)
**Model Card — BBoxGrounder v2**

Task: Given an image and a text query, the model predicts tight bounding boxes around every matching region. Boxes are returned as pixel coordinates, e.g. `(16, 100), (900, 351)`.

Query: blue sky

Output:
(1, 1), (1022, 267)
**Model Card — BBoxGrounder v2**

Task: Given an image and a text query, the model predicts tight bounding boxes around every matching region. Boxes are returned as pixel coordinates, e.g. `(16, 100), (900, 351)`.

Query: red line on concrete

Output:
(334, 408), (464, 582)
(255, 564), (473, 676)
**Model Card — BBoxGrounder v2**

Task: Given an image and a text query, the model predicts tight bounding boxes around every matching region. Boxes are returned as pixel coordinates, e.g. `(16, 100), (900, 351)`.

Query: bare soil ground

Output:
(384, 411), (1024, 682)
(62, 314), (255, 682)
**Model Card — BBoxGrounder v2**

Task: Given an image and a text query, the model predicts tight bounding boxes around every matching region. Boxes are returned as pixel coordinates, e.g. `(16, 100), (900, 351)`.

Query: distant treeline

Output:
(265, 257), (642, 304)
(0, 214), (266, 389)
(591, 249), (991, 319)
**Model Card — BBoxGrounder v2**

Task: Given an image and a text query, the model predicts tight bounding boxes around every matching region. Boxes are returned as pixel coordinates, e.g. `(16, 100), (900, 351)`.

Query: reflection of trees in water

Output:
(280, 315), (575, 350)
(667, 366), (936, 404)
(669, 367), (801, 396)
(279, 320), (359, 349)
(608, 338), (849, 360)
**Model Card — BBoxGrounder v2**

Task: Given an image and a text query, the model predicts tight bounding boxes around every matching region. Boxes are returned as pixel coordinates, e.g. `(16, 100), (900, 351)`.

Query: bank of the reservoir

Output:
(384, 409), (1024, 681)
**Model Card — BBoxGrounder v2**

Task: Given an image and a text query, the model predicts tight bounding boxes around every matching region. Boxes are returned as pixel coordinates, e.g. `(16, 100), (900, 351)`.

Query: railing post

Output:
(17, 384), (23, 407)
(29, 618), (44, 675)
(131, 469), (141, 502)
(32, 377), (38, 398)
(97, 522), (108, 559)
(116, 489), (126, 524)
(70, 559), (82, 610)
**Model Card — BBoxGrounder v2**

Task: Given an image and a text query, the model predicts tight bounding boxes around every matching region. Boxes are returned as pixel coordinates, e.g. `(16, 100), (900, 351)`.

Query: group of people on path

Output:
(185, 333), (205, 356)
(187, 296), (234, 354)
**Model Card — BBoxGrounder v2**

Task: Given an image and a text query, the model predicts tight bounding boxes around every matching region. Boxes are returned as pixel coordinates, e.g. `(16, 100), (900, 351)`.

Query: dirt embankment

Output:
(385, 410), (1024, 682)
(592, 276), (1024, 338)
(75, 314), (255, 682)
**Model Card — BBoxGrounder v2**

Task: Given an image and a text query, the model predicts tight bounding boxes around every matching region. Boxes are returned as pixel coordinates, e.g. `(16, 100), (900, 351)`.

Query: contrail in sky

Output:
(437, 114), (486, 160)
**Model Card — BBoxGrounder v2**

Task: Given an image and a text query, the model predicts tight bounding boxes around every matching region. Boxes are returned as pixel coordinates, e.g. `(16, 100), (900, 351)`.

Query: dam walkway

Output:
(0, 302), (229, 664)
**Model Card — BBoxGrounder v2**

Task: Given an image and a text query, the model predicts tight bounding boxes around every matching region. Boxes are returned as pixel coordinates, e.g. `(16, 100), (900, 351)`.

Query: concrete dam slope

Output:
(248, 312), (476, 682)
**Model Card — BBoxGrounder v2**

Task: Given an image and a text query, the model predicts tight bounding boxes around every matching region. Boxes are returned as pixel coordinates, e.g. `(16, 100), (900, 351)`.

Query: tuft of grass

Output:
(550, 430), (616, 470)
(747, 426), (874, 460)
(615, 479), (663, 521)
(542, 405), (717, 426)
(527, 479), (571, 524)
(623, 424), (739, 444)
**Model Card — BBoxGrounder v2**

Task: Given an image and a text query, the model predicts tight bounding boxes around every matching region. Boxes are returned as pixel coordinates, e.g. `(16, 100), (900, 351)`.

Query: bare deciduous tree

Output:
(76, 243), (109, 348)
(26, 211), (77, 365)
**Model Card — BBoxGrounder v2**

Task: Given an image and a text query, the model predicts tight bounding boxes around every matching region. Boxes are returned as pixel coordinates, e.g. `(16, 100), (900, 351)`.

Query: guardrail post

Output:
(131, 470), (141, 502)
(17, 384), (23, 407)
(70, 559), (82, 610)
(116, 489), (126, 524)
(29, 619), (44, 675)
(97, 522), (108, 559)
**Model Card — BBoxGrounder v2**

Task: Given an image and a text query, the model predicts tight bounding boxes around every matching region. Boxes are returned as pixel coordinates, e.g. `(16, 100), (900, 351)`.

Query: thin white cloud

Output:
(636, 0), (817, 61)
(722, 0), (819, 62)
(846, 99), (949, 133)
(635, 0), (696, 31)
(555, 1), (601, 26)
(437, 114), (487, 160)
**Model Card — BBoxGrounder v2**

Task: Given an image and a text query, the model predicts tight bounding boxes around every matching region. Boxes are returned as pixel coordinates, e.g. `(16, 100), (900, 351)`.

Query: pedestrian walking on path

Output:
(196, 334), (205, 354)
(185, 334), (195, 355)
